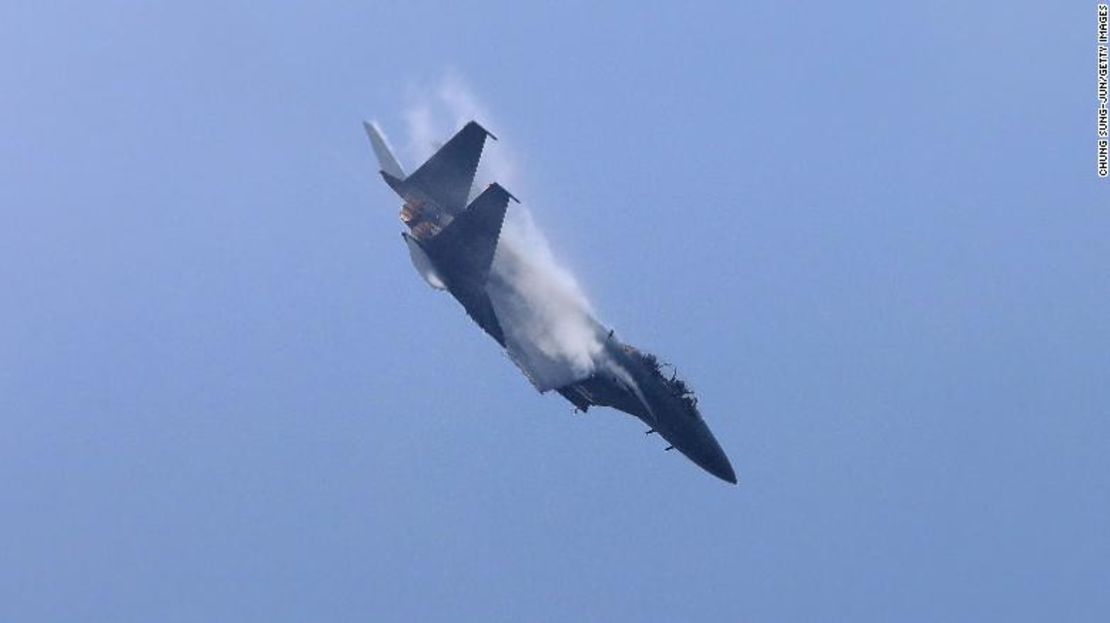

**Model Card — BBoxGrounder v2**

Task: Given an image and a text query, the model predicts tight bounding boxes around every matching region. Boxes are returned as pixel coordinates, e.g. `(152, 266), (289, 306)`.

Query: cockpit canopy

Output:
(629, 347), (702, 419)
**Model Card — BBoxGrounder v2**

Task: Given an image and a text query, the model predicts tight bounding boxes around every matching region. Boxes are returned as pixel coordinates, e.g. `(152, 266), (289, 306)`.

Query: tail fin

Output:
(424, 182), (517, 285)
(363, 121), (406, 180)
(404, 121), (495, 214)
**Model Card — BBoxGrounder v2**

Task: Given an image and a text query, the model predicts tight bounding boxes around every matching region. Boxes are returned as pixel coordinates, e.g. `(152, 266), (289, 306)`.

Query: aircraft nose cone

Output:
(688, 424), (738, 484)
(714, 457), (738, 484)
(700, 447), (737, 484)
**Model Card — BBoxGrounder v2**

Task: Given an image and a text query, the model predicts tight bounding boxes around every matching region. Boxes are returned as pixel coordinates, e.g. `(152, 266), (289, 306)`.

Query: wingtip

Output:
(488, 182), (519, 203)
(467, 120), (498, 141)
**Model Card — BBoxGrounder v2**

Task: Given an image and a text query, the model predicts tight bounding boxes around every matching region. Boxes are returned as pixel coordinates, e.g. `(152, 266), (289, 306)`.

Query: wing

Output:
(452, 288), (507, 347)
(405, 121), (495, 214)
(417, 182), (518, 348)
(423, 182), (517, 286)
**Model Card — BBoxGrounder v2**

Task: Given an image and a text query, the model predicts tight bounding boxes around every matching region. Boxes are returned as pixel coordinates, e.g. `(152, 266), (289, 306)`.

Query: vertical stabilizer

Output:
(423, 182), (516, 285)
(403, 121), (494, 214)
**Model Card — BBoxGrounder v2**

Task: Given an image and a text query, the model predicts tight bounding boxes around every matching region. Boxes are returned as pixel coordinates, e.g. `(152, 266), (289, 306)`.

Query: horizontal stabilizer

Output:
(363, 121), (406, 180)
(424, 182), (515, 285)
(380, 170), (405, 195)
(405, 121), (494, 214)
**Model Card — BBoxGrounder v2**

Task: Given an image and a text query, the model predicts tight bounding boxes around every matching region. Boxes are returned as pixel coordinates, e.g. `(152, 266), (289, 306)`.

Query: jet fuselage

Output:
(365, 120), (737, 484)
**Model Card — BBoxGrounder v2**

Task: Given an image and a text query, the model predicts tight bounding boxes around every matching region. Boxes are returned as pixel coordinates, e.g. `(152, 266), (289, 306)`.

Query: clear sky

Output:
(2, 1), (1107, 621)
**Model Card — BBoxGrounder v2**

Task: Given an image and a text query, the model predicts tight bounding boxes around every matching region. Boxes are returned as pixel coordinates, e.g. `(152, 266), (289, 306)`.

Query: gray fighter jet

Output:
(363, 120), (737, 484)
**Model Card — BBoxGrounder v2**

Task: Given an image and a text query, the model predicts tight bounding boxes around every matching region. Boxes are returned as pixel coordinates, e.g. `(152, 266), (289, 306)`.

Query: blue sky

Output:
(1, 1), (1107, 621)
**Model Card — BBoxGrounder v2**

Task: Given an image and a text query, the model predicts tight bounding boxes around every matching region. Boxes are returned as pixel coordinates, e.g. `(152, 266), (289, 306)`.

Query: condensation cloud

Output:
(402, 75), (604, 390)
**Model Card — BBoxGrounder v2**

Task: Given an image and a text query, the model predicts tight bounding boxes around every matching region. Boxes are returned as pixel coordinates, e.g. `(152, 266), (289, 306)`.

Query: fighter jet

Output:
(363, 119), (737, 484)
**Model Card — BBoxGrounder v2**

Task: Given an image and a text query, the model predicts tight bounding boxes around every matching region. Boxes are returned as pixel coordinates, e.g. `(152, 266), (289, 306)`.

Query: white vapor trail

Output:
(402, 75), (604, 391)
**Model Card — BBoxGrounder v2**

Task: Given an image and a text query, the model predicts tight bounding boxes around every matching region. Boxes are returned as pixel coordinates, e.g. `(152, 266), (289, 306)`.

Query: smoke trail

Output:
(402, 75), (604, 390)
